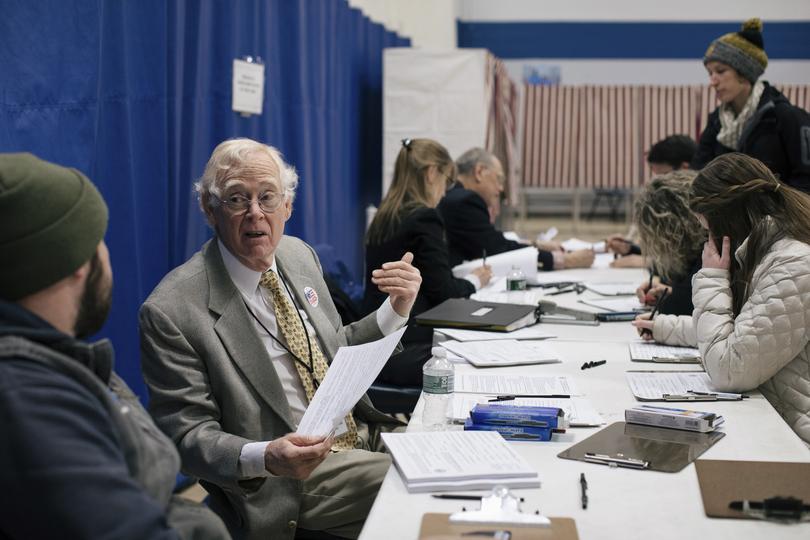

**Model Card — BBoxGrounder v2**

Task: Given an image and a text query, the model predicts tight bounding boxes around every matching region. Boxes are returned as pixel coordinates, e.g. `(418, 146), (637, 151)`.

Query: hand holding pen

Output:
(632, 288), (669, 340)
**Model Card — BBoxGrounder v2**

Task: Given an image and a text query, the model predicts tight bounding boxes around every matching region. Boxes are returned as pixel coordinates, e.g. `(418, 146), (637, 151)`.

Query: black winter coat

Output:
(692, 82), (810, 192)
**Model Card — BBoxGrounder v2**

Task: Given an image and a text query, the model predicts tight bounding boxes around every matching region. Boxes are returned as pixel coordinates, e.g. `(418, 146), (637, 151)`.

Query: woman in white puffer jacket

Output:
(634, 152), (810, 446)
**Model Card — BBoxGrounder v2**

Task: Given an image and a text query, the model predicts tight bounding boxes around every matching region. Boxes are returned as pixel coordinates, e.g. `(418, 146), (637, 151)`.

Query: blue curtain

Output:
(0, 0), (408, 401)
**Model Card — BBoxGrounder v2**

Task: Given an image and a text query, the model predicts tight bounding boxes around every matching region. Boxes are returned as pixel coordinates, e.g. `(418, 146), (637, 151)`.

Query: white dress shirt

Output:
(218, 240), (407, 477)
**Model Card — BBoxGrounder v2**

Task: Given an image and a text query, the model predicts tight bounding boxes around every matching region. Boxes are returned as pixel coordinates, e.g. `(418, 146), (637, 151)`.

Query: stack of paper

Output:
(436, 326), (556, 342)
(440, 339), (561, 367)
(583, 282), (637, 296)
(381, 431), (540, 492)
(629, 342), (701, 363)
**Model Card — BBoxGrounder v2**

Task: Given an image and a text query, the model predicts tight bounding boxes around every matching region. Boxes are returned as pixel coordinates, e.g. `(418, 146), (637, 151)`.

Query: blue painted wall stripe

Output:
(457, 22), (810, 59)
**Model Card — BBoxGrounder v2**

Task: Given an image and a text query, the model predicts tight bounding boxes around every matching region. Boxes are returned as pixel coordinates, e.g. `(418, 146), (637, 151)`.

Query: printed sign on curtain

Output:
(232, 58), (265, 115)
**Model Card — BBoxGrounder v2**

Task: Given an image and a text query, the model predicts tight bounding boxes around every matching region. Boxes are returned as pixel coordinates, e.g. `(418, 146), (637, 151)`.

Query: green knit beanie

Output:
(0, 153), (108, 301)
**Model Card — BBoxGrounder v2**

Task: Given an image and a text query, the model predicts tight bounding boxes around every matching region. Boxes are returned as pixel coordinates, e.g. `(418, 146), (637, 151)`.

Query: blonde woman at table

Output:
(634, 153), (810, 445)
(632, 170), (705, 316)
(363, 138), (492, 386)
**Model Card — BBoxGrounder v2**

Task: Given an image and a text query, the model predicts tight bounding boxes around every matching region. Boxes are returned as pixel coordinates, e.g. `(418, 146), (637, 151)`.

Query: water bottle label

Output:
(423, 373), (454, 394)
(506, 278), (527, 291)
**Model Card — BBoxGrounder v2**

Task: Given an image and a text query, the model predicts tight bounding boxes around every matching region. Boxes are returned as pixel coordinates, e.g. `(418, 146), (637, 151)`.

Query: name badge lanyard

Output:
(243, 273), (319, 388)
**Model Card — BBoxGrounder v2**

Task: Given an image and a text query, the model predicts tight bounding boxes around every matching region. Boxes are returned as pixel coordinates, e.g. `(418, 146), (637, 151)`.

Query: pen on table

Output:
(640, 288), (669, 338)
(432, 494), (525, 502)
(488, 394), (571, 401)
(482, 249), (487, 266)
(548, 286), (575, 296)
(581, 360), (607, 370)
(580, 473), (588, 510)
(686, 390), (749, 399)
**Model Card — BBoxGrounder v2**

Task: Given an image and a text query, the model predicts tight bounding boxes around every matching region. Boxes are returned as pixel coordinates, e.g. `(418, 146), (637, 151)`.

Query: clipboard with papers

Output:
(628, 342), (701, 364)
(624, 371), (747, 402)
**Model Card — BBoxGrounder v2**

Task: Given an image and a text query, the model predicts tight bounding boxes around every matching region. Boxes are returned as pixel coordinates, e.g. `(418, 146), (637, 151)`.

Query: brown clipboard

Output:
(418, 513), (579, 540)
(695, 459), (810, 519)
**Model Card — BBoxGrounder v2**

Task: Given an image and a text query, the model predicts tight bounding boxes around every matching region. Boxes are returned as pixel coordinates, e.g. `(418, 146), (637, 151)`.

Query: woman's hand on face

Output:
(702, 234), (731, 270)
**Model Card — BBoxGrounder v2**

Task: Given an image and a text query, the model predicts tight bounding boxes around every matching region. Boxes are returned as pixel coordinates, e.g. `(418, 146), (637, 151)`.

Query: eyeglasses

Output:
(442, 172), (455, 189)
(216, 191), (284, 215)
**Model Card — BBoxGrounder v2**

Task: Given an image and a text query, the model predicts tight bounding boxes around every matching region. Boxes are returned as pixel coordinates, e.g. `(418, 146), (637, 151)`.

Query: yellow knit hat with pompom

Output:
(704, 18), (768, 83)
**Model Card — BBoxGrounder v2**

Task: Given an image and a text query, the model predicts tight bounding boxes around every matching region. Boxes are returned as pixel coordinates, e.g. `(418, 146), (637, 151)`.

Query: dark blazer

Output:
(363, 206), (475, 385)
(692, 82), (810, 192)
(438, 183), (555, 270)
(658, 255), (702, 317)
(140, 238), (395, 540)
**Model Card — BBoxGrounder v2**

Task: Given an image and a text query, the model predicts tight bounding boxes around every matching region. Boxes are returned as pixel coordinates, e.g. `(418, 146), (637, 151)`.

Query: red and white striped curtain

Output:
(522, 83), (810, 190)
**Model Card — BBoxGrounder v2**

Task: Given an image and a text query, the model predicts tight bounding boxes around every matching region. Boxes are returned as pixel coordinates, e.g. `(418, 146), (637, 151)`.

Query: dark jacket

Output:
(658, 255), (702, 317)
(0, 301), (227, 540)
(364, 207), (475, 385)
(692, 82), (810, 192)
(438, 183), (556, 270)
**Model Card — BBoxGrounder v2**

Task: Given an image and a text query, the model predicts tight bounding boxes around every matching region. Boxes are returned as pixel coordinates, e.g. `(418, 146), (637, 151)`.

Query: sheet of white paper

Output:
(561, 238), (606, 253)
(455, 373), (578, 396)
(538, 226), (558, 242)
(626, 371), (715, 400)
(502, 231), (522, 242)
(381, 431), (539, 486)
(440, 339), (561, 367)
(579, 297), (645, 312)
(436, 326), (555, 342)
(591, 252), (615, 269)
(232, 59), (265, 115)
(450, 394), (605, 426)
(452, 246), (537, 281)
(629, 342), (701, 361)
(473, 280), (543, 305)
(296, 327), (406, 436)
(583, 282), (637, 296)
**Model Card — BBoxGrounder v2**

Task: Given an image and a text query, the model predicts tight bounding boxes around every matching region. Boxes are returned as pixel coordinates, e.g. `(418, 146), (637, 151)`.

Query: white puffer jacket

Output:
(654, 235), (810, 446)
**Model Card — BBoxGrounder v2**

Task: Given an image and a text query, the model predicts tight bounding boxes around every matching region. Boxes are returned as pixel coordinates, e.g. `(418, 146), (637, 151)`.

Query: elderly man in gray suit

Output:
(139, 138), (421, 540)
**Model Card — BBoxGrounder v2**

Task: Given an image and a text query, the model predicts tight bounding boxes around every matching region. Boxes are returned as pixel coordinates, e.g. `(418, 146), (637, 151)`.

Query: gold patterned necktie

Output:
(259, 269), (358, 451)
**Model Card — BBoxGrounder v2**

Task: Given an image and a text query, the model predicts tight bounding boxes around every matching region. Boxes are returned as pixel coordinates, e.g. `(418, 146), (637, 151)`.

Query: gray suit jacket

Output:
(140, 237), (396, 540)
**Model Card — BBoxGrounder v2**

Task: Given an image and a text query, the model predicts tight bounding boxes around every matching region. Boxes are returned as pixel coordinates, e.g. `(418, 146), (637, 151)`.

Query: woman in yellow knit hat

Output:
(692, 18), (810, 192)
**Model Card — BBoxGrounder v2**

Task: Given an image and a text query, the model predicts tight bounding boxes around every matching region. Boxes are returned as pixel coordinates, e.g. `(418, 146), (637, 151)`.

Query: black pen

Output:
(581, 360), (607, 370)
(432, 494), (525, 502)
(641, 288), (669, 338)
(482, 249), (487, 266)
(547, 286), (575, 296)
(580, 473), (588, 509)
(488, 394), (571, 401)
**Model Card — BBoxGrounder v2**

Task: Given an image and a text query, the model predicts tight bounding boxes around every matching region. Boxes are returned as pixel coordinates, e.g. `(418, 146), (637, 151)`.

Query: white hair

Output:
(195, 138), (299, 213)
(455, 147), (497, 177)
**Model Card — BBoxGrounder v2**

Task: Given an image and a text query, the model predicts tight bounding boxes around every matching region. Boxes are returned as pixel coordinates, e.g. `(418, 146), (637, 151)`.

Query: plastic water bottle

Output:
(506, 265), (527, 292)
(422, 347), (454, 430)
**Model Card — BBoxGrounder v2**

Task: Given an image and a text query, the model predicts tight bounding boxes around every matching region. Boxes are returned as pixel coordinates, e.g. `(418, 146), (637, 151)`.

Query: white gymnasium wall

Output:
(347, 0), (457, 50)
(459, 0), (810, 85)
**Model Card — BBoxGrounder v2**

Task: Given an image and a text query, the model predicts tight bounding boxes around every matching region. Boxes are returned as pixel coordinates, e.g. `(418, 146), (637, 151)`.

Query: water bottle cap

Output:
(431, 346), (447, 358)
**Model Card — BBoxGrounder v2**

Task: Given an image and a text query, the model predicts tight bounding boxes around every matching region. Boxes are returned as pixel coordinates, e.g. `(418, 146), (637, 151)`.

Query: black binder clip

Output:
(729, 496), (810, 522)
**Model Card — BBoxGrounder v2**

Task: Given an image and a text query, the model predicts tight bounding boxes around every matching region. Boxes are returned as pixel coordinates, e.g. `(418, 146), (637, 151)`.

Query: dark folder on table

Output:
(418, 513), (579, 540)
(557, 421), (725, 473)
(415, 298), (538, 332)
(695, 460), (810, 519)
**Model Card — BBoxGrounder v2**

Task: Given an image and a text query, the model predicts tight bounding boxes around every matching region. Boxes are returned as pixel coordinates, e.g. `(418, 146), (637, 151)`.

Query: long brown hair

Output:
(634, 170), (705, 282)
(366, 138), (455, 245)
(690, 153), (810, 314)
